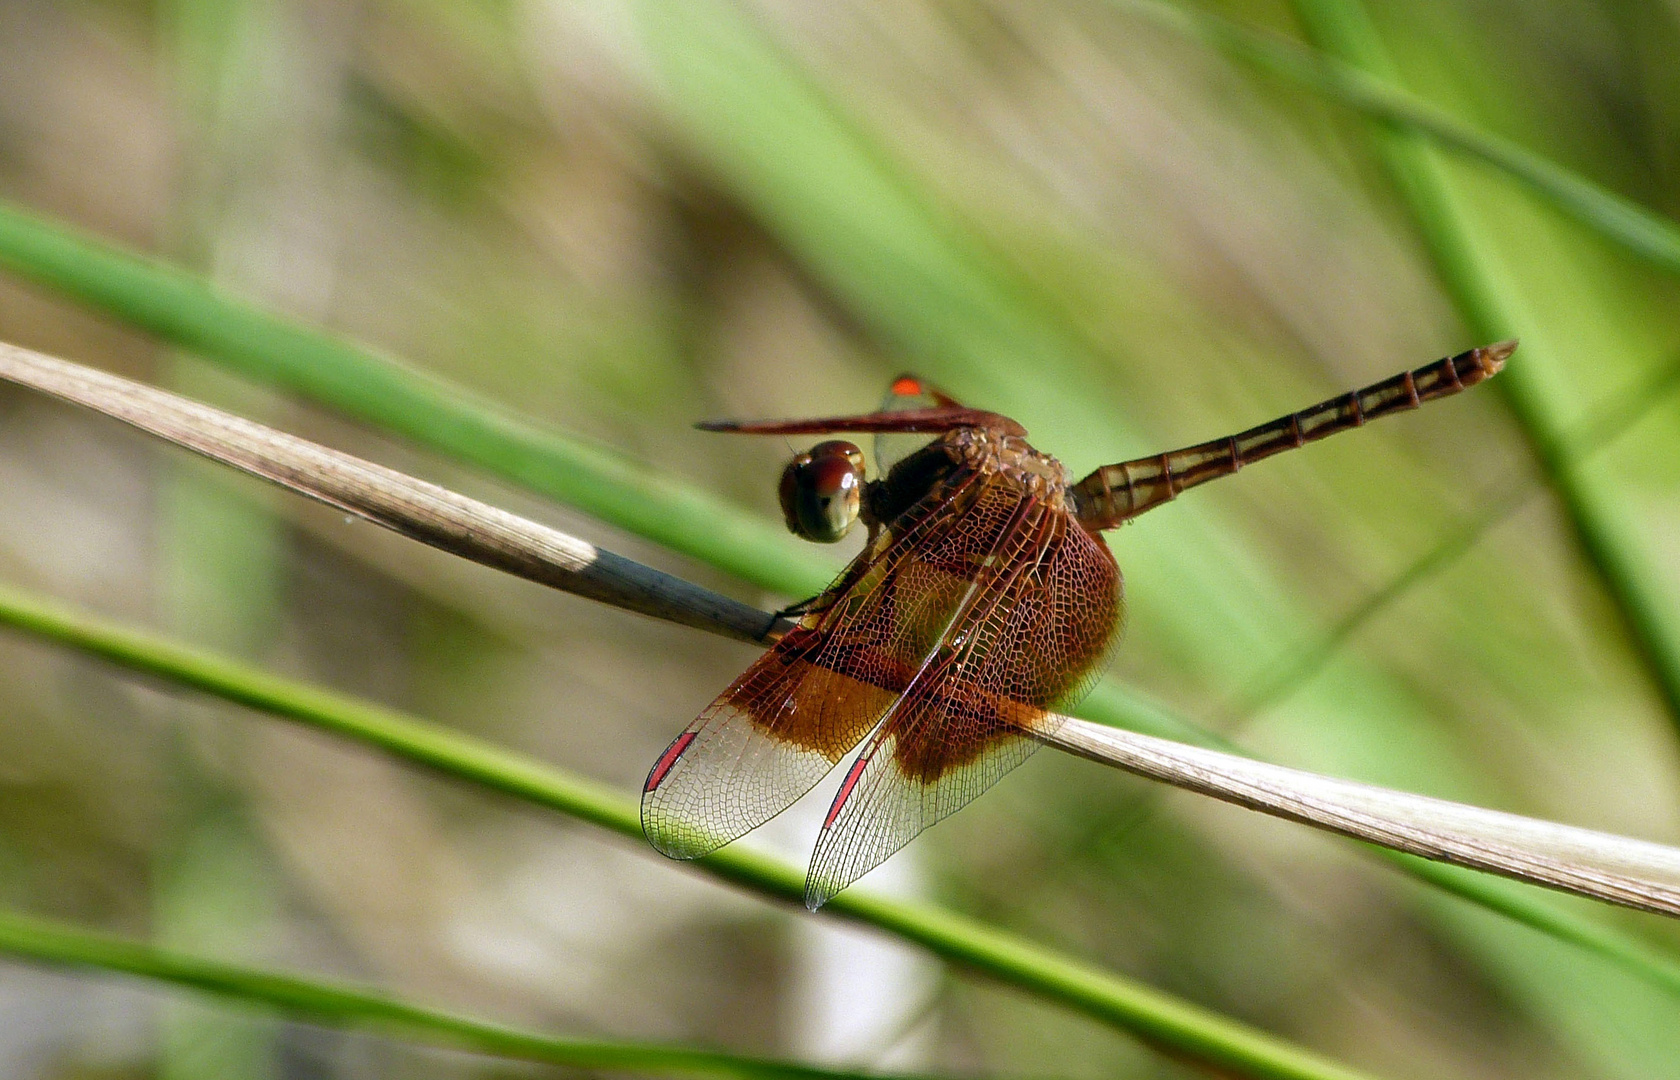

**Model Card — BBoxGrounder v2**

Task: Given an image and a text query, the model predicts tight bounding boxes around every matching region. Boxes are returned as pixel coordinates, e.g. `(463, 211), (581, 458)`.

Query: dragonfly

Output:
(643, 342), (1514, 909)
(5, 337), (1677, 918)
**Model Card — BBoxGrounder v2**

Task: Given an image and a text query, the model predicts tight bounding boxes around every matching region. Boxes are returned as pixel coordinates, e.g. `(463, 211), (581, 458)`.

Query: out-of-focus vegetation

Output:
(0, 0), (1678, 1077)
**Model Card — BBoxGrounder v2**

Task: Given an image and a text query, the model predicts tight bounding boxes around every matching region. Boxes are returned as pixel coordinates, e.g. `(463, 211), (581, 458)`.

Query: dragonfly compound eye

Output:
(779, 440), (865, 543)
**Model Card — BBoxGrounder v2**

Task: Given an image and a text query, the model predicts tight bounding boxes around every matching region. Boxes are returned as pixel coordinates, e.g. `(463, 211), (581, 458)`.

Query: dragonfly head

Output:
(779, 440), (866, 543)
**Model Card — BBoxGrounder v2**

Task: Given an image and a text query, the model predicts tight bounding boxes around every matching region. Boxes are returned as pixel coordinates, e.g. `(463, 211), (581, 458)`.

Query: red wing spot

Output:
(825, 754), (873, 829)
(891, 376), (923, 397)
(645, 730), (698, 792)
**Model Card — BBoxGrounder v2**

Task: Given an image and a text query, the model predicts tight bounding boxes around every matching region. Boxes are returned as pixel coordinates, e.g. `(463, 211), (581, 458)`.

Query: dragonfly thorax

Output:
(861, 426), (1076, 536)
(949, 427), (1073, 504)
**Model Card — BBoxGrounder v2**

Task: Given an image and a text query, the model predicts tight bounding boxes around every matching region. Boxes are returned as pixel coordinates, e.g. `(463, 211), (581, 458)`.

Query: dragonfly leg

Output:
(774, 593), (831, 620)
(774, 520), (890, 622)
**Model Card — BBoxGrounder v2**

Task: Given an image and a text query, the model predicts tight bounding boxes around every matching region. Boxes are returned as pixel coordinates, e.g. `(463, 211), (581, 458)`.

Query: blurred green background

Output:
(0, 0), (1678, 1077)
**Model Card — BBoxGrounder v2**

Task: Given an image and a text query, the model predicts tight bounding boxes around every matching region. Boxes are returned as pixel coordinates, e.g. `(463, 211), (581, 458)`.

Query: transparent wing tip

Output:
(803, 874), (839, 911)
(640, 807), (729, 861)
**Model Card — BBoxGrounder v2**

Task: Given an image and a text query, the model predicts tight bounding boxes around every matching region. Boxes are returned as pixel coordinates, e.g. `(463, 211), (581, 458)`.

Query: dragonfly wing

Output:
(643, 462), (1003, 859)
(875, 374), (965, 475)
(641, 628), (900, 859)
(805, 502), (1122, 908)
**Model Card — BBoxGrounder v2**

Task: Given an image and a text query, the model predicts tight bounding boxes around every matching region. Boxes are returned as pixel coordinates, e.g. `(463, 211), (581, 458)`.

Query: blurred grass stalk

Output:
(0, 201), (831, 599)
(0, 569), (1673, 1072)
(1278, 0), (1680, 734)
(154, 0), (298, 1075)
(1121, 0), (1680, 272)
(0, 576), (1385, 1080)
(0, 0), (1677, 1073)
(1, 336), (1677, 994)
(0, 905), (915, 1080)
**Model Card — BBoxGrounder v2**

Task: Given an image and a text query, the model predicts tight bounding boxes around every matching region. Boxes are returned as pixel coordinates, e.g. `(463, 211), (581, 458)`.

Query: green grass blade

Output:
(13, 334), (1677, 993)
(1, 169), (1675, 1046)
(0, 906), (918, 1080)
(1385, 857), (1680, 1000)
(1074, 682), (1680, 999)
(1237, 348), (1680, 718)
(0, 4), (1671, 1041)
(12, 325), (1671, 994)
(1114, 0), (1680, 274)
(0, 199), (828, 599)
(0, 580), (1381, 1080)
(5, 574), (1680, 1070)
(1278, 0), (1680, 739)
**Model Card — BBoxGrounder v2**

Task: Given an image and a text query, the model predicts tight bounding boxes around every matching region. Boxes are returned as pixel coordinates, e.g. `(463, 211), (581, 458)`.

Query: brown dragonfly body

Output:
(644, 343), (1512, 908)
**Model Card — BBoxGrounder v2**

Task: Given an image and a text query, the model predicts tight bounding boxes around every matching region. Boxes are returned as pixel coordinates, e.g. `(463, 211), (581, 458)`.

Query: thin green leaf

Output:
(0, 199), (829, 599)
(11, 338), (1680, 999)
(0, 907), (922, 1080)
(0, 579), (1380, 1080)
(1073, 682), (1680, 999)
(0, 195), (1675, 1030)
(1111, 0), (1680, 274)
(1274, 0), (1680, 739)
(5, 561), (1680, 1066)
(1236, 348), (1680, 719)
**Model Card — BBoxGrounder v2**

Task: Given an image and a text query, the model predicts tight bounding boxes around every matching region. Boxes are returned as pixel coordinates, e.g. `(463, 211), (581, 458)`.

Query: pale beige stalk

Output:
(3, 338), (1678, 919)
(1048, 720), (1680, 918)
(0, 340), (784, 645)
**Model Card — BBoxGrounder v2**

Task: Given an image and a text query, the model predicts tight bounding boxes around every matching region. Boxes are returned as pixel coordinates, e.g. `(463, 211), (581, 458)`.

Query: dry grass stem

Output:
(2, 339), (1676, 922)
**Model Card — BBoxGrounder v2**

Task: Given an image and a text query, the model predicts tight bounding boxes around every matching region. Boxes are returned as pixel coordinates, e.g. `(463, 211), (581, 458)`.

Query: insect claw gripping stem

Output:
(1070, 342), (1514, 530)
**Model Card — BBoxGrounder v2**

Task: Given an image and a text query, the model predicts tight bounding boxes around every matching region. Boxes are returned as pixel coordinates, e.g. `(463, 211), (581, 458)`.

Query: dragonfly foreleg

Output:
(774, 593), (832, 621)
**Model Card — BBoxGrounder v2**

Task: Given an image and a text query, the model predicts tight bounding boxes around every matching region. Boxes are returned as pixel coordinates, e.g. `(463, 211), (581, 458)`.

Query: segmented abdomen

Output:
(1070, 342), (1511, 529)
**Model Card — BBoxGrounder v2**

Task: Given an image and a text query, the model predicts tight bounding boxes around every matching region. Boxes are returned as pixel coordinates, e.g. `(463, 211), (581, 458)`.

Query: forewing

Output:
(805, 503), (1122, 907)
(643, 464), (1017, 859)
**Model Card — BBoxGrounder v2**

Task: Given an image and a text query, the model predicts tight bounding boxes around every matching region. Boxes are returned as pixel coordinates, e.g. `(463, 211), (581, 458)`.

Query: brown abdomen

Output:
(1070, 342), (1512, 530)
